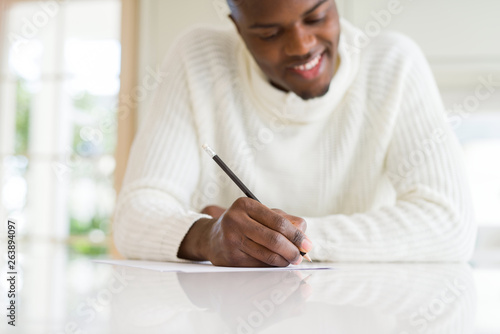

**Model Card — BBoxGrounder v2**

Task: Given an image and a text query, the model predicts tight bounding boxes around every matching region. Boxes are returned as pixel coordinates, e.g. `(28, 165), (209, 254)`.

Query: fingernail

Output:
(301, 238), (313, 252)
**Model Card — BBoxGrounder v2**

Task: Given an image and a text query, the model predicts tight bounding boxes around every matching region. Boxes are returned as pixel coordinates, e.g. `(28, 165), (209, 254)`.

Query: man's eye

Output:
(260, 33), (279, 41)
(305, 16), (325, 25)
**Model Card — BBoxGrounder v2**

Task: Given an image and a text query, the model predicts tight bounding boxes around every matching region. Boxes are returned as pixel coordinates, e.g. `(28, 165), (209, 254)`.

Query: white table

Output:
(1, 242), (499, 333)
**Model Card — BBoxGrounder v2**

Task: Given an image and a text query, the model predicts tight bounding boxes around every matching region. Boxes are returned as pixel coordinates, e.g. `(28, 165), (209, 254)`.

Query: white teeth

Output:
(293, 54), (322, 71)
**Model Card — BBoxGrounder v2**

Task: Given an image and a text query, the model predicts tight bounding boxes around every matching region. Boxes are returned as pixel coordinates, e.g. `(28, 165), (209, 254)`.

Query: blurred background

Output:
(0, 0), (499, 332)
(1, 0), (498, 263)
(1, 0), (121, 257)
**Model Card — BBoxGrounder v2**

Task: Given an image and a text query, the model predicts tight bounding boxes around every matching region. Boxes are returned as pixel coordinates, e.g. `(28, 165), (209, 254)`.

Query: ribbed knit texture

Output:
(113, 19), (476, 262)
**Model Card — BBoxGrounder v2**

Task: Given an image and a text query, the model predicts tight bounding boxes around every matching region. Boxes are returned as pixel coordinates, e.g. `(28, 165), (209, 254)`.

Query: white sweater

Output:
(113, 19), (476, 262)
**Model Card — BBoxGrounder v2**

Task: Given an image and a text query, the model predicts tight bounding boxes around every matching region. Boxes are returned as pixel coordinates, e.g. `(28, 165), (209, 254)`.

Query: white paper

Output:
(94, 259), (334, 273)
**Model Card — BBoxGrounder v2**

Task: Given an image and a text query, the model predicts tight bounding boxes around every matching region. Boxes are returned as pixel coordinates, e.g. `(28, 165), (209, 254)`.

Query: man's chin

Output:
(294, 83), (330, 101)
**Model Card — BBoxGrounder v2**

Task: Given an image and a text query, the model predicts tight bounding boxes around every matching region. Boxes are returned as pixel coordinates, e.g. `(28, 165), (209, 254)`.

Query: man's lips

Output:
(287, 51), (326, 80)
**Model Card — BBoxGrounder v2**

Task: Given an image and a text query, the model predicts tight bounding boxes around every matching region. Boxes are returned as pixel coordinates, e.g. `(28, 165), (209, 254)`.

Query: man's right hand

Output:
(178, 197), (313, 267)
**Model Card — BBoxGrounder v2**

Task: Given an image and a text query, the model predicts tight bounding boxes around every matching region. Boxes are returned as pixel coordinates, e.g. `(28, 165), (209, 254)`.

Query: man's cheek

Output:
(256, 59), (281, 78)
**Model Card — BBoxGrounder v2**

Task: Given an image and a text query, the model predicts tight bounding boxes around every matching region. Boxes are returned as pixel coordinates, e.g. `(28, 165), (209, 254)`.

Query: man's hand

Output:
(178, 198), (313, 267)
(201, 205), (226, 219)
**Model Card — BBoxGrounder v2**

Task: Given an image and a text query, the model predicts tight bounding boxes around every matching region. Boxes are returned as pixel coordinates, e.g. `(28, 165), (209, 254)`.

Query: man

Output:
(113, 0), (476, 266)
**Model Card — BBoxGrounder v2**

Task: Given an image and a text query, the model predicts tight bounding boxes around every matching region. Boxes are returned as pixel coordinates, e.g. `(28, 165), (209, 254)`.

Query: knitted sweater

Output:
(113, 19), (476, 262)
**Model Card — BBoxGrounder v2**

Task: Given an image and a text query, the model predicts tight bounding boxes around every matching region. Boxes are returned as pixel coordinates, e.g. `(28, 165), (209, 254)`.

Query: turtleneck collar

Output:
(238, 18), (361, 125)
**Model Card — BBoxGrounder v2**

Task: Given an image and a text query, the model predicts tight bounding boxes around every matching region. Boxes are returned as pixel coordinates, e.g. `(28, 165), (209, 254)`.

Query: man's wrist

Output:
(178, 218), (215, 261)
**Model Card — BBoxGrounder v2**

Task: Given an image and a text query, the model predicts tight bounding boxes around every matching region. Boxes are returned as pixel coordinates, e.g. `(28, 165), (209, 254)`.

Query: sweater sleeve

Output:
(305, 37), (477, 262)
(113, 32), (210, 261)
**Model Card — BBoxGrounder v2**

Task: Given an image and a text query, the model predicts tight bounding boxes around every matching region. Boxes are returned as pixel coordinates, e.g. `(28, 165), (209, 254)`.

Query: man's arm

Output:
(113, 30), (212, 262)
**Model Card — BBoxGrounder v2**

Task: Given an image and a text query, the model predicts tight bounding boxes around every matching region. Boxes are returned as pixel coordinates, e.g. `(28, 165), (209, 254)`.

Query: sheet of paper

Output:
(94, 259), (334, 273)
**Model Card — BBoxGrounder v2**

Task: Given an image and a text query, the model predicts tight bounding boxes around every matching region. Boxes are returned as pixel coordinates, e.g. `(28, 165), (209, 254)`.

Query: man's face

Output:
(230, 0), (340, 100)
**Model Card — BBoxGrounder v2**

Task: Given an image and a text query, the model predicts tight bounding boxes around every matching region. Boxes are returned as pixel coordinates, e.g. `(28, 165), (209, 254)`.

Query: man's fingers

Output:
(243, 219), (303, 265)
(271, 208), (287, 215)
(247, 204), (312, 254)
(236, 255), (273, 268)
(271, 208), (307, 233)
(240, 237), (290, 267)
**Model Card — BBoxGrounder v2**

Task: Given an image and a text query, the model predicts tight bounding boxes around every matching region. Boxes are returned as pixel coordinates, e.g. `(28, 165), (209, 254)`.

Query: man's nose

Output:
(284, 26), (316, 57)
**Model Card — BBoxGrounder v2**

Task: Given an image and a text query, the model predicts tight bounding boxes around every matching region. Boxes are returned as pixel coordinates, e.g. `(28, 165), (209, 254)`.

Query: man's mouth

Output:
(288, 51), (326, 79)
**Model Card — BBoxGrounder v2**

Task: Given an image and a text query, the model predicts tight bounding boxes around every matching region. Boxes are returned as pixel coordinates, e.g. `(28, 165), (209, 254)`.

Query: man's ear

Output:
(228, 14), (242, 35)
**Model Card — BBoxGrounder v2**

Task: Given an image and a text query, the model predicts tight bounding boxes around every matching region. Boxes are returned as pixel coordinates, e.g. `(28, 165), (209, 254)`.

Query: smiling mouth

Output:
(288, 51), (326, 79)
(292, 53), (323, 71)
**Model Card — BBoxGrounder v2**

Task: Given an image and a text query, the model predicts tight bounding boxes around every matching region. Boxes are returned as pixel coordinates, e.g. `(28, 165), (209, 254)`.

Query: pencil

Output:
(202, 144), (312, 263)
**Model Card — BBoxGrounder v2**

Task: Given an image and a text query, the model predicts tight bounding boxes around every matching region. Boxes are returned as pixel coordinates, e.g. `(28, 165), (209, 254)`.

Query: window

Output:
(0, 0), (122, 255)
(456, 112), (500, 227)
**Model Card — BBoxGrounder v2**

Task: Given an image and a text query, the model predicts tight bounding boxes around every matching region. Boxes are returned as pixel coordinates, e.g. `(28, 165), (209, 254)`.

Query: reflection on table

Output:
(109, 263), (475, 334)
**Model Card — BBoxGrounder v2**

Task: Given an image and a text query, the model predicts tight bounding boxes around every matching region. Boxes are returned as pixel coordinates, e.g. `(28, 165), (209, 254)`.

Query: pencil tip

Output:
(304, 254), (312, 262)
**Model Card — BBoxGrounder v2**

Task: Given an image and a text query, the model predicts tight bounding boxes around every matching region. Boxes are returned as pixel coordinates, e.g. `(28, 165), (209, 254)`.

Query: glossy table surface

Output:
(1, 241), (500, 334)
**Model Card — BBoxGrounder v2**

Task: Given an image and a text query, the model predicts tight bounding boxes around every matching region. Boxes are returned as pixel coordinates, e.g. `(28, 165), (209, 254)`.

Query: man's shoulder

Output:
(173, 25), (240, 60)
(160, 26), (242, 95)
(340, 18), (427, 76)
(371, 30), (422, 56)
(363, 30), (427, 68)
